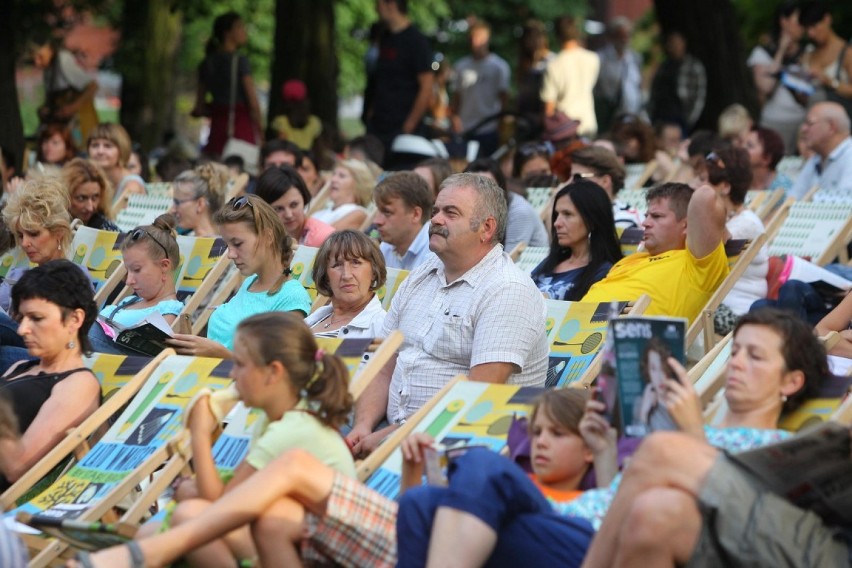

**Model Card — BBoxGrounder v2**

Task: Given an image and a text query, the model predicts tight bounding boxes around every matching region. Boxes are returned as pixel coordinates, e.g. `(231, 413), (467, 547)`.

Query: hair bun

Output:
(152, 213), (178, 237)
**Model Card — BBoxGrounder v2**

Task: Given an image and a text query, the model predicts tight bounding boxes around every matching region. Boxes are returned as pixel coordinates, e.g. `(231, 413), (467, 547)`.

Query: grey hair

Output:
(819, 102), (851, 136)
(439, 172), (507, 245)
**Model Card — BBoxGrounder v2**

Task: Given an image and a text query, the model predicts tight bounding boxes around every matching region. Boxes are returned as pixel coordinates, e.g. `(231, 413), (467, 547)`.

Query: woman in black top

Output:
(0, 260), (99, 490)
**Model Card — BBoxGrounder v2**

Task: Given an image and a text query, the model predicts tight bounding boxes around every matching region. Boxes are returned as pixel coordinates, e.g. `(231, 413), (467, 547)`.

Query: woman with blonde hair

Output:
(310, 159), (376, 231)
(61, 158), (118, 231)
(86, 123), (145, 205)
(170, 163), (230, 237)
(167, 195), (311, 358)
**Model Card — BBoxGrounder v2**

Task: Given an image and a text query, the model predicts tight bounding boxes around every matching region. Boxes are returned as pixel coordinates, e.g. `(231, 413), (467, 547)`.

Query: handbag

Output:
(222, 54), (259, 173)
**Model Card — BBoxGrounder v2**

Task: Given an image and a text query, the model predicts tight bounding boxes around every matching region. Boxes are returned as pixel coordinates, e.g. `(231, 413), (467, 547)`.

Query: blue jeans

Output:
(396, 448), (594, 568)
(750, 280), (832, 326)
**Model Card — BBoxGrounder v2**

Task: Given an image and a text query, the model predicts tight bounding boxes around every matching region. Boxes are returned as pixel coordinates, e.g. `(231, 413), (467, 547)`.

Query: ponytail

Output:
(301, 352), (353, 429)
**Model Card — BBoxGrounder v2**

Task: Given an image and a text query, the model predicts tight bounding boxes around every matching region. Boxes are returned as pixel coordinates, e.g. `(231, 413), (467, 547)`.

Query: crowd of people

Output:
(0, 0), (851, 566)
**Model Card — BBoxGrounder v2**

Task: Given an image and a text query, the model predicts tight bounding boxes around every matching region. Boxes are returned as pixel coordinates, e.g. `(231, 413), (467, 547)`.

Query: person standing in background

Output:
(540, 16), (600, 138)
(365, 0), (433, 163)
(191, 12), (263, 159)
(450, 20), (510, 158)
(594, 18), (644, 134)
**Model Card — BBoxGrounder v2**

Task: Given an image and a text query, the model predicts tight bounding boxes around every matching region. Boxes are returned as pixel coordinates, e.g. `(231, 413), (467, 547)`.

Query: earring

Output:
(58, 242), (63, 252)
(67, 340), (76, 349)
(780, 394), (788, 402)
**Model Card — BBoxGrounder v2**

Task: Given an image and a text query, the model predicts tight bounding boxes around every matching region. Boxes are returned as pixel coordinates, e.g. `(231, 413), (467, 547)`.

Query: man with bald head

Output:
(789, 101), (852, 199)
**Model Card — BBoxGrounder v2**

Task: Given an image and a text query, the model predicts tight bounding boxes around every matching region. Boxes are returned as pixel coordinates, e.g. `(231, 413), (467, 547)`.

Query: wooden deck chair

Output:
(225, 173), (249, 201)
(685, 234), (768, 355)
(305, 178), (332, 216)
(190, 267), (245, 336)
(776, 155), (805, 179)
(143, 183), (173, 198)
(745, 189), (767, 212)
(810, 188), (852, 206)
(68, 226), (127, 303)
(514, 246), (549, 274)
(614, 188), (649, 215)
(623, 160), (657, 190)
(619, 226), (644, 257)
(571, 295), (652, 389)
(767, 201), (852, 265)
(526, 187), (554, 218)
(114, 194), (173, 233)
(376, 268), (410, 310)
(508, 242), (526, 262)
(754, 188), (785, 222)
(0, 248), (33, 279)
(315, 331), (404, 400)
(170, 237), (231, 330)
(290, 245), (321, 300)
(9, 355), (235, 566)
(0, 353), (169, 512)
(357, 377), (545, 500)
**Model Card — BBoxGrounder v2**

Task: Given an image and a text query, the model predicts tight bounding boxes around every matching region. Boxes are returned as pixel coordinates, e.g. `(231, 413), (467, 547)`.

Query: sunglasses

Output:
(705, 152), (726, 169)
(229, 195), (254, 211)
(518, 142), (551, 158)
(130, 228), (169, 257)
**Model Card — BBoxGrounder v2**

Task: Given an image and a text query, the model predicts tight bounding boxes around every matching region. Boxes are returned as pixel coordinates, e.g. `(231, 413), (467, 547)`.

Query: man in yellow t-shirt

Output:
(583, 183), (728, 324)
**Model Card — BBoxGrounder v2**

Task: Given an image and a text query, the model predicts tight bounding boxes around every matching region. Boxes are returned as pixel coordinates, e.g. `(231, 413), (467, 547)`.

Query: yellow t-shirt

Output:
(271, 115), (322, 150)
(582, 242), (729, 324)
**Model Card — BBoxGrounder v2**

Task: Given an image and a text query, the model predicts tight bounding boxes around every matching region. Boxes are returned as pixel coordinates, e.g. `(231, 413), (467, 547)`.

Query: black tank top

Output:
(0, 360), (96, 435)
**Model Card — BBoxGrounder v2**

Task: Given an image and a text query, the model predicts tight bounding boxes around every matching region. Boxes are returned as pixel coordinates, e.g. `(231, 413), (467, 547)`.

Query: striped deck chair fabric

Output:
(545, 300), (626, 387)
(376, 268), (410, 310)
(0, 248), (32, 279)
(360, 379), (542, 500)
(173, 236), (229, 303)
(514, 246), (549, 274)
(115, 194), (173, 233)
(69, 227), (126, 295)
(767, 201), (852, 265)
(615, 188), (648, 214)
(526, 187), (553, 217)
(9, 355), (233, 566)
(290, 245), (320, 299)
(811, 188), (852, 205)
(619, 226), (644, 257)
(776, 155), (804, 179)
(143, 183), (173, 198)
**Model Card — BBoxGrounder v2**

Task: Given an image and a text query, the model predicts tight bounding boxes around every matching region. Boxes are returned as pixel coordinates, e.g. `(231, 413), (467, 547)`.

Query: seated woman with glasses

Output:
(88, 214), (183, 355)
(530, 180), (622, 301)
(169, 163), (230, 238)
(168, 195), (312, 358)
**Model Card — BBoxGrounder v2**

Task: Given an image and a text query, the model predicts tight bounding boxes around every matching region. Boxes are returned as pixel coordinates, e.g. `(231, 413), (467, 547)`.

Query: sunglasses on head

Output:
(130, 228), (169, 257)
(572, 172), (597, 182)
(705, 152), (726, 169)
(229, 195), (254, 211)
(518, 143), (551, 158)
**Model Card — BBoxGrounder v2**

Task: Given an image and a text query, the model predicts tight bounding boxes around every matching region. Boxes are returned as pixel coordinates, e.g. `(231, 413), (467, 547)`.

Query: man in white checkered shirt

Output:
(347, 173), (548, 456)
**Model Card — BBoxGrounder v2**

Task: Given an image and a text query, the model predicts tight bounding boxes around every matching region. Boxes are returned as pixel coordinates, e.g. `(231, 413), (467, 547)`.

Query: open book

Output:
(97, 311), (174, 357)
(729, 422), (852, 526)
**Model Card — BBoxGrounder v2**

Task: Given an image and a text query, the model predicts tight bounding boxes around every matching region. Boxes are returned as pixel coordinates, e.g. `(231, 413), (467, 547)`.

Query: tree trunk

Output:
(118, 0), (182, 152)
(270, 0), (338, 141)
(654, 0), (758, 131)
(0, 1), (25, 175)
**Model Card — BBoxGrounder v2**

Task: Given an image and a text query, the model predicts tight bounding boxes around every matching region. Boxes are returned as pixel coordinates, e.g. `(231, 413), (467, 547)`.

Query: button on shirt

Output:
(382, 245), (548, 424)
(380, 222), (435, 271)
(789, 137), (852, 200)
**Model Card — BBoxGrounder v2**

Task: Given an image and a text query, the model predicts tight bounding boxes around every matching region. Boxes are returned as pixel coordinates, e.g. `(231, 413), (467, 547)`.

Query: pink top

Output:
(301, 217), (335, 247)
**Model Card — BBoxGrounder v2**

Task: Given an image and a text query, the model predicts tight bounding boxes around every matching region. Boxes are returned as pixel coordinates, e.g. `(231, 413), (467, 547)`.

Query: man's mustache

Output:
(429, 226), (449, 238)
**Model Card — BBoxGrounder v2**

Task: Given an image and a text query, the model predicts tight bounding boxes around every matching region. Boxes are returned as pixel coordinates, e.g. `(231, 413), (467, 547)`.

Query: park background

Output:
(2, 0), (851, 167)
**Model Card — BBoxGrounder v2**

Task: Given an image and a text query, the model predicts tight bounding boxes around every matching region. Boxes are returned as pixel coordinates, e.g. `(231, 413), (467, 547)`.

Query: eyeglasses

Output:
(172, 197), (196, 207)
(229, 195), (254, 211)
(130, 228), (169, 258)
(705, 152), (726, 169)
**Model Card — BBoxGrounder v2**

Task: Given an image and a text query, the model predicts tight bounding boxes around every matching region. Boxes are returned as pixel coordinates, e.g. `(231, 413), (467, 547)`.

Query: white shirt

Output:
(311, 203), (368, 225)
(382, 245), (548, 423)
(723, 209), (768, 315)
(380, 222), (435, 271)
(540, 46), (601, 136)
(789, 137), (852, 200)
(305, 294), (387, 338)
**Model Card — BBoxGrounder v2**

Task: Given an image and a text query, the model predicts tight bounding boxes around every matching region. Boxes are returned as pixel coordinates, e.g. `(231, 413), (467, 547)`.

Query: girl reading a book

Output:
(88, 215), (183, 356)
(167, 195), (311, 358)
(110, 311), (355, 568)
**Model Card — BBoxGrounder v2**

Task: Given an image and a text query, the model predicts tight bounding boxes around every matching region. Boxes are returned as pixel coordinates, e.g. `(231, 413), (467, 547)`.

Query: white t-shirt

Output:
(723, 209), (768, 314)
(540, 47), (600, 136)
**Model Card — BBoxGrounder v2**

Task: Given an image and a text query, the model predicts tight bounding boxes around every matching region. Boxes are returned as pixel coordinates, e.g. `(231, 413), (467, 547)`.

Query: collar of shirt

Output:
(817, 137), (852, 175)
(393, 222), (431, 262)
(433, 243), (504, 288)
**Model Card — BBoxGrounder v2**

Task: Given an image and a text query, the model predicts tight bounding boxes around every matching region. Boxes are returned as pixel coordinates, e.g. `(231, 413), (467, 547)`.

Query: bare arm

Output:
(468, 362), (517, 384)
(347, 353), (395, 443)
(0, 372), (99, 482)
(543, 101), (556, 117)
(686, 184), (726, 259)
(403, 71), (435, 134)
(817, 292), (852, 357)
